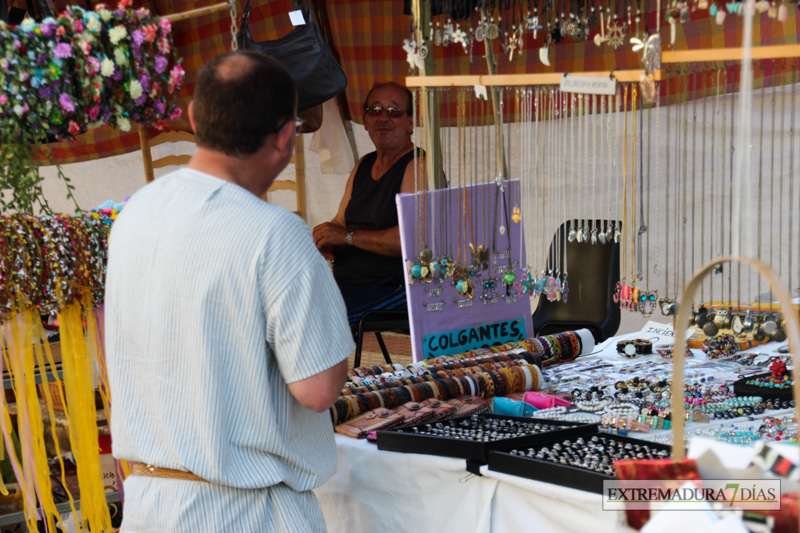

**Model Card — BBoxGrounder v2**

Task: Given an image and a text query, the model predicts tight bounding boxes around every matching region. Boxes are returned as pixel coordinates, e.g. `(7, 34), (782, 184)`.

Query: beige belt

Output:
(131, 463), (207, 483)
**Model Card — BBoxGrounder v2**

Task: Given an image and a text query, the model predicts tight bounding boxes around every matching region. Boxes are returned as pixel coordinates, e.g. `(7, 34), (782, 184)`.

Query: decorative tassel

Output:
(58, 292), (113, 532)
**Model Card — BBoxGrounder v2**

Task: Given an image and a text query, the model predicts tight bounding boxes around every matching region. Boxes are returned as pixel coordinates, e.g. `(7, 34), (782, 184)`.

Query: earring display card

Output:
(486, 432), (672, 494)
(397, 180), (533, 362)
(376, 413), (595, 462)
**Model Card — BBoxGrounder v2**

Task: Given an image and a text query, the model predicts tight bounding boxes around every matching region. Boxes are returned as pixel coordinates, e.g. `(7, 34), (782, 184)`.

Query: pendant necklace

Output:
(409, 88), (427, 284)
(602, 94), (611, 244)
(755, 62), (767, 320)
(535, 86), (552, 295)
(628, 84), (638, 309)
(727, 66), (736, 313)
(613, 88), (622, 244)
(694, 70), (709, 327)
(777, 62), (787, 286)
(519, 87), (534, 296)
(453, 88), (473, 300)
(651, 80), (661, 297)
(616, 84), (630, 308)
(638, 87), (655, 317)
(679, 70), (689, 303)
(591, 94), (599, 245)
(531, 87), (543, 296)
(568, 93), (578, 244)
(789, 62), (797, 299)
(690, 68), (699, 312)
(707, 68), (719, 309)
(660, 71), (673, 315)
(579, 93), (589, 243)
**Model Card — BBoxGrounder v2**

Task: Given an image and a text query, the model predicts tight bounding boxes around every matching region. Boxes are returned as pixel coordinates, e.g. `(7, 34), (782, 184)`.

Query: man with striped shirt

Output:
(105, 51), (354, 532)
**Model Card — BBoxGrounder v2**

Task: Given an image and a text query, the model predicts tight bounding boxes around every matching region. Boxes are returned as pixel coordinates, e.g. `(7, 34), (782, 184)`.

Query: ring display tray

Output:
(486, 431), (673, 494)
(376, 413), (596, 462)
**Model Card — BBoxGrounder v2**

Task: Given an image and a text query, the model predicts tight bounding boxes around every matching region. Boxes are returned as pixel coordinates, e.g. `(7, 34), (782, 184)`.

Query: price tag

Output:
(289, 10), (306, 26)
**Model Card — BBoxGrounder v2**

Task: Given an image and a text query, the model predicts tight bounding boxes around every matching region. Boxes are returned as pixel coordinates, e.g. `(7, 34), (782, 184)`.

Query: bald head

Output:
(192, 51), (297, 158)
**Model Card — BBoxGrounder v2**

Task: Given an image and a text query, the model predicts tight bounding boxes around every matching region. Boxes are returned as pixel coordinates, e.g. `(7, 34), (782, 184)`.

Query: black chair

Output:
(531, 220), (621, 344)
(352, 309), (410, 368)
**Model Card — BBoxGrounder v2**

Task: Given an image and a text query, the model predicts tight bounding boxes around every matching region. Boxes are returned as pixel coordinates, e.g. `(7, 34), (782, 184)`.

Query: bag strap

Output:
(242, 0), (313, 28)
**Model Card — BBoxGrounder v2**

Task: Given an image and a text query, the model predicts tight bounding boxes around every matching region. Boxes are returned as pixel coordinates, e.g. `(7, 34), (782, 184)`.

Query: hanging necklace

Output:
(615, 84), (630, 308)
(768, 64), (778, 296)
(728, 66), (737, 315)
(756, 61), (767, 319)
(601, 93), (611, 244)
(629, 84), (638, 312)
(579, 93), (589, 243)
(679, 70), (689, 304)
(651, 80), (661, 290)
(453, 88), (474, 301)
(591, 94), (599, 245)
(568, 93), (579, 243)
(520, 87), (534, 296)
(613, 88), (622, 244)
(639, 85), (657, 317)
(659, 71), (674, 316)
(409, 88), (432, 284)
(700, 68), (709, 308)
(536, 86), (552, 295)
(778, 62), (787, 286)
(690, 68), (699, 313)
(789, 61), (797, 298)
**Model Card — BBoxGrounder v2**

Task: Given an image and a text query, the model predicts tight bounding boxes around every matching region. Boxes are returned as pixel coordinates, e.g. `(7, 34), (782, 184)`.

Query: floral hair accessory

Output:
(0, 0), (185, 213)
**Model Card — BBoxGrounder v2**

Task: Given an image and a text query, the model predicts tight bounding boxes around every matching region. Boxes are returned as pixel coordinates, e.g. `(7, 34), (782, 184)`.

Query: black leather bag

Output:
(237, 0), (347, 112)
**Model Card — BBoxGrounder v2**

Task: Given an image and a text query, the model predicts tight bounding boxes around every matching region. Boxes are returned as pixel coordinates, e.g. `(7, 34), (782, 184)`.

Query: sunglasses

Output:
(276, 116), (306, 135)
(364, 105), (408, 118)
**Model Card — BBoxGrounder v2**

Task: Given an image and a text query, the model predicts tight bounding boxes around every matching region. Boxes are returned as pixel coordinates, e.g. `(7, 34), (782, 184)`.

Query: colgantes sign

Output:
(422, 317), (526, 359)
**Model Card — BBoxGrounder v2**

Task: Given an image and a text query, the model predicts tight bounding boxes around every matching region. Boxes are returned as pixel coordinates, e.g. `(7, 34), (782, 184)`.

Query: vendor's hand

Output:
(318, 245), (335, 262)
(312, 222), (347, 250)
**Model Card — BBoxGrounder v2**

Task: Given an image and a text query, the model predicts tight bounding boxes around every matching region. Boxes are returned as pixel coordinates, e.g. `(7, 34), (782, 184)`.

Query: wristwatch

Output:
(346, 230), (355, 246)
(617, 340), (637, 357)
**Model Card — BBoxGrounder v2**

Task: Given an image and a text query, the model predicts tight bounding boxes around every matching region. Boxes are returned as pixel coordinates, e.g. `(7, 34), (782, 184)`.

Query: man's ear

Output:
(188, 101), (197, 133)
(275, 120), (296, 157)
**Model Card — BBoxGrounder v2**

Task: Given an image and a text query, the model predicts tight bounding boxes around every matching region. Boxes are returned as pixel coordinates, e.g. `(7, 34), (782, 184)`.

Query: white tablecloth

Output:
(315, 435), (626, 533)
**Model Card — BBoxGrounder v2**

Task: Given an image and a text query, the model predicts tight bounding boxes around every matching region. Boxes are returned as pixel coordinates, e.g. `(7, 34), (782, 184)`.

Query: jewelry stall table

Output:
(318, 323), (792, 533)
(314, 435), (625, 533)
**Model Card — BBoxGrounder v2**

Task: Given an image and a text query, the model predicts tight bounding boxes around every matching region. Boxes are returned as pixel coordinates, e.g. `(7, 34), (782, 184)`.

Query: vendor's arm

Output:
(312, 154), (424, 258)
(288, 359), (349, 413)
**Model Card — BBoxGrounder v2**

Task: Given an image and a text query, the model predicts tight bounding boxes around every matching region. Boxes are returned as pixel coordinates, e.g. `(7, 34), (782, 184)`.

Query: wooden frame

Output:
(663, 44), (800, 63)
(406, 69), (662, 87)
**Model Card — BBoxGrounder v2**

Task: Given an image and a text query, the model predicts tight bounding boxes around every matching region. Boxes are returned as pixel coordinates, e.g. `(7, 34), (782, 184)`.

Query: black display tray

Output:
(486, 431), (673, 494)
(733, 371), (793, 400)
(376, 413), (596, 462)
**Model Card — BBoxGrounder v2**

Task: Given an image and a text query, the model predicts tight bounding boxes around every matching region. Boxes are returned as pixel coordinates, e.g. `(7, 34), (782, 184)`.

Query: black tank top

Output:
(333, 149), (417, 288)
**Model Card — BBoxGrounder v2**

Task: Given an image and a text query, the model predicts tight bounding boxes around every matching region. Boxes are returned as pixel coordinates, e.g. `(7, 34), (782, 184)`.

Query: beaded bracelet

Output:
(702, 334), (738, 359)
(531, 406), (568, 420)
(655, 343), (694, 359)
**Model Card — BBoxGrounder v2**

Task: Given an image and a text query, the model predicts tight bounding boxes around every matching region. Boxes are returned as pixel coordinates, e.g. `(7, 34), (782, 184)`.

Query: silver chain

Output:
(230, 0), (239, 51)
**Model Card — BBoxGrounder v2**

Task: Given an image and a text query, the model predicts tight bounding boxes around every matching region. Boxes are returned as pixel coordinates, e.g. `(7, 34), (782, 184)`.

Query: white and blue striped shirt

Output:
(105, 169), (354, 531)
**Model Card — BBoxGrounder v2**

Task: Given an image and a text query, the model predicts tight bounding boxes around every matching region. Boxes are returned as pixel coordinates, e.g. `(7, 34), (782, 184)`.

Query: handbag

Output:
(237, 0), (347, 113)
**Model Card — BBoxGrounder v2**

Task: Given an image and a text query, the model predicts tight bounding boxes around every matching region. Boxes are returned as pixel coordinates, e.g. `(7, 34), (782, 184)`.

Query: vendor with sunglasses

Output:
(312, 81), (424, 327)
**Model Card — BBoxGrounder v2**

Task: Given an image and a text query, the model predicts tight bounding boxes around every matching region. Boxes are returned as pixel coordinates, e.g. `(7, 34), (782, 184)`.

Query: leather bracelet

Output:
(521, 365), (533, 390)
(462, 376), (476, 397)
(634, 339), (653, 355)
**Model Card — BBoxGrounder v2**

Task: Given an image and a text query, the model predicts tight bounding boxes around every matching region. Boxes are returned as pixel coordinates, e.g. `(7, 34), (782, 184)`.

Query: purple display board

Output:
(397, 180), (533, 362)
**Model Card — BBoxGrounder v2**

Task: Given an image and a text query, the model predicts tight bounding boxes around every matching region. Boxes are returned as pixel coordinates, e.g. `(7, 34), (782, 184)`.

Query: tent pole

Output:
(139, 127), (155, 183)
